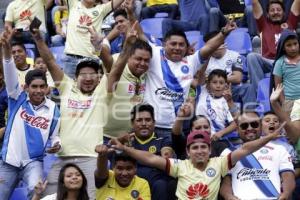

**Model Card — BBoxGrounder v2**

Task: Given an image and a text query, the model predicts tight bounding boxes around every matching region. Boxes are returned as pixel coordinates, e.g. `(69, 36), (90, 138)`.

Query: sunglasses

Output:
(239, 121), (260, 130)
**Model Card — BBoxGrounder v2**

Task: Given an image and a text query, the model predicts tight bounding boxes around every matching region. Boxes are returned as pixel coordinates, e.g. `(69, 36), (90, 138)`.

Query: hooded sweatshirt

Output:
(272, 29), (300, 100)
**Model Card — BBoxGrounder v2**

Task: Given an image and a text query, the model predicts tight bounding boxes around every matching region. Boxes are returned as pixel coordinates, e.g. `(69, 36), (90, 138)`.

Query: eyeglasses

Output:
(239, 121), (260, 130)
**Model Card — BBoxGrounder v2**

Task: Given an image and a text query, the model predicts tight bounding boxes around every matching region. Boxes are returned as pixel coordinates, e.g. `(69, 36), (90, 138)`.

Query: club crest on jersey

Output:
(260, 148), (269, 154)
(20, 110), (50, 129)
(131, 190), (140, 198)
(207, 108), (217, 120)
(149, 146), (157, 153)
(206, 167), (216, 177)
(181, 65), (189, 74)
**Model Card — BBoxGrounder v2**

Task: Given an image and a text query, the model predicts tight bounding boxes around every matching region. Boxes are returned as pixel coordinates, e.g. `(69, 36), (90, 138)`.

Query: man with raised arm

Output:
(108, 120), (285, 199)
(31, 28), (106, 198)
(0, 28), (61, 200)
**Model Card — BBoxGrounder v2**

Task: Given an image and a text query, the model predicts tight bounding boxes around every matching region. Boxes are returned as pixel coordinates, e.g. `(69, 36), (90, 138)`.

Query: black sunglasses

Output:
(239, 121), (260, 130)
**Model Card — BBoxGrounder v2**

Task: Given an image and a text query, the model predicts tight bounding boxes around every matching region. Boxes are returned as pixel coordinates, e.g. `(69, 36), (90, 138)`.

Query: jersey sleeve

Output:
(57, 74), (73, 95)
(4, 2), (14, 22)
(220, 148), (233, 175)
(220, 153), (232, 177)
(98, 1), (113, 18)
(3, 58), (22, 100)
(166, 158), (181, 178)
(279, 146), (294, 172)
(273, 57), (284, 77)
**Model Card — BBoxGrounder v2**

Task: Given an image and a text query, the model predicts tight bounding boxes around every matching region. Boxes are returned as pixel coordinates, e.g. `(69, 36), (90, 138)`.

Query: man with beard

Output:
(220, 112), (295, 200)
(247, 0), (300, 90)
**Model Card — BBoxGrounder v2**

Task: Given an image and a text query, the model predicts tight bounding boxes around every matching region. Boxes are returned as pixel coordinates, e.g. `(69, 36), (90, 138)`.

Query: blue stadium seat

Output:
(50, 46), (65, 69)
(154, 12), (168, 18)
(140, 18), (164, 39)
(225, 30), (252, 55)
(184, 31), (204, 51)
(240, 55), (248, 83)
(9, 187), (27, 200)
(256, 77), (271, 114)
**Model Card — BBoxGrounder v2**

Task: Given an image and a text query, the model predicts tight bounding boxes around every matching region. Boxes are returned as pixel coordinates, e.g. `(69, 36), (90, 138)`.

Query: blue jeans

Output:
(246, 52), (274, 90)
(162, 16), (209, 36)
(62, 54), (81, 79)
(0, 160), (43, 200)
(232, 83), (257, 109)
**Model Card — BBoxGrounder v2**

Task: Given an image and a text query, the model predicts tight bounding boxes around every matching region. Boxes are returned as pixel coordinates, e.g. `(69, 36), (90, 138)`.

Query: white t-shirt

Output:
(195, 87), (233, 135)
(41, 193), (57, 200)
(144, 43), (202, 128)
(221, 142), (294, 200)
(205, 49), (243, 76)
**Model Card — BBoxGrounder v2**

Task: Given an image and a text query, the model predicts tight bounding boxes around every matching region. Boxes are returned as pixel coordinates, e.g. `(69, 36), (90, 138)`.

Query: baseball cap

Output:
(75, 58), (102, 77)
(186, 130), (211, 147)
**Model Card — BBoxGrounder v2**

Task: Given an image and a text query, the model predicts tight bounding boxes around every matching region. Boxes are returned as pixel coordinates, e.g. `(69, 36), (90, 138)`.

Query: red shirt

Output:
(256, 12), (298, 59)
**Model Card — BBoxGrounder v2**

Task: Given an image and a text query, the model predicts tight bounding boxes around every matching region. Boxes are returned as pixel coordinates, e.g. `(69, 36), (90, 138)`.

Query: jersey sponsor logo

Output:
(20, 10), (32, 21)
(20, 110), (50, 129)
(92, 11), (99, 16)
(257, 155), (273, 161)
(181, 65), (189, 74)
(77, 15), (92, 30)
(237, 168), (271, 182)
(68, 99), (92, 109)
(128, 84), (145, 94)
(206, 167), (216, 177)
(131, 190), (140, 198)
(148, 146), (157, 153)
(155, 87), (184, 101)
(186, 183), (209, 199)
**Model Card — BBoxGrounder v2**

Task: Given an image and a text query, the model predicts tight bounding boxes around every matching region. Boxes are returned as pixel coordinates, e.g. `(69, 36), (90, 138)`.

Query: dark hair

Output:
(263, 111), (276, 117)
(113, 9), (128, 19)
(75, 58), (103, 77)
(163, 29), (189, 47)
(113, 152), (137, 166)
(204, 31), (220, 43)
(130, 103), (155, 122)
(191, 115), (211, 129)
(56, 163), (89, 200)
(25, 69), (47, 86)
(207, 69), (227, 83)
(267, 0), (285, 13)
(128, 39), (153, 57)
(11, 42), (26, 52)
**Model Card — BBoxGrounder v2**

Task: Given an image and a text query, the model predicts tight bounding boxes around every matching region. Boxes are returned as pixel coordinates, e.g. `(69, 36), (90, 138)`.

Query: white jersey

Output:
(195, 87), (233, 135)
(144, 43), (202, 128)
(206, 49), (243, 76)
(221, 142), (294, 200)
(2, 58), (60, 167)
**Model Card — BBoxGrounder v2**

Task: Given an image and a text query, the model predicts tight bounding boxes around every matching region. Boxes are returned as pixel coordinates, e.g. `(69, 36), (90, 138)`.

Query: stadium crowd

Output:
(0, 0), (300, 199)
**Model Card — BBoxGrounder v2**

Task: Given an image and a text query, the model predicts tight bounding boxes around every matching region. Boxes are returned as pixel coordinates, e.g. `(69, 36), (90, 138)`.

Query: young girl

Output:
(32, 163), (89, 200)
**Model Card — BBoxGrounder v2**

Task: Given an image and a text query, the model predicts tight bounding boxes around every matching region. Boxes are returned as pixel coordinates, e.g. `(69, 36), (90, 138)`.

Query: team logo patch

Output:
(149, 146), (157, 153)
(131, 190), (140, 198)
(206, 167), (216, 177)
(181, 65), (189, 74)
(260, 148), (269, 154)
(92, 11), (99, 16)
(207, 108), (217, 120)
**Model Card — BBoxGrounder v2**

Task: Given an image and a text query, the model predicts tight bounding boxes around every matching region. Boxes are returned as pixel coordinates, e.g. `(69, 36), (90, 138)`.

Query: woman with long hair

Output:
(32, 163), (89, 200)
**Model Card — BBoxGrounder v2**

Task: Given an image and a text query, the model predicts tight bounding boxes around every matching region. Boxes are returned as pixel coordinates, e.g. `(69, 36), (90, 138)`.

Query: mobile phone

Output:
(29, 17), (42, 33)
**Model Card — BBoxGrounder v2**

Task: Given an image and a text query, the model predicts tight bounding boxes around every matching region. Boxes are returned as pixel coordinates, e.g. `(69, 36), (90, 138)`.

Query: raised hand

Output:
(34, 179), (48, 196)
(0, 26), (14, 59)
(46, 142), (61, 154)
(95, 144), (115, 156)
(124, 21), (138, 48)
(88, 26), (104, 51)
(222, 20), (237, 36)
(177, 97), (195, 118)
(122, 0), (134, 13)
(270, 83), (284, 102)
